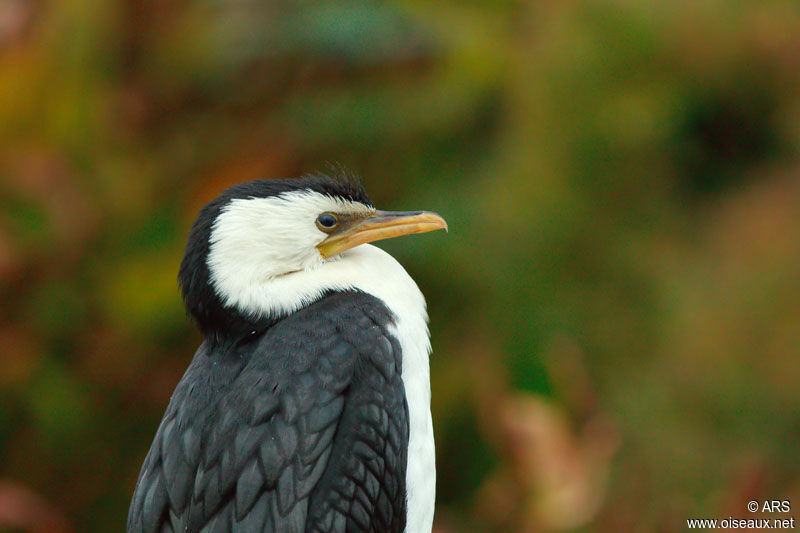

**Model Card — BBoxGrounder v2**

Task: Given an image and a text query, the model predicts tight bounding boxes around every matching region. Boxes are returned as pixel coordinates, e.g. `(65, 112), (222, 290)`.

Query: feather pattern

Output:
(127, 291), (409, 532)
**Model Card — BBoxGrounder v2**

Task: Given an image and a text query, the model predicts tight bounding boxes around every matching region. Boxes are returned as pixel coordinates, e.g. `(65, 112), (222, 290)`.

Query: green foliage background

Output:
(2, 0), (800, 531)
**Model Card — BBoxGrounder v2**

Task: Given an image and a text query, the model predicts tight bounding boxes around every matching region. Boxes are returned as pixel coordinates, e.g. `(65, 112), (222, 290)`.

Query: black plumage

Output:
(127, 291), (409, 532)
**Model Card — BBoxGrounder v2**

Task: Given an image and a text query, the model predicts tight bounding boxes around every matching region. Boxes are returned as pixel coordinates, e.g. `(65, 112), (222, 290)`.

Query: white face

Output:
(206, 190), (373, 311)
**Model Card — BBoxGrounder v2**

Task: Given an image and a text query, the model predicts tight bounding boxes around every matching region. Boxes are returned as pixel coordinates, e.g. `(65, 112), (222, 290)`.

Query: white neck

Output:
(213, 244), (437, 532)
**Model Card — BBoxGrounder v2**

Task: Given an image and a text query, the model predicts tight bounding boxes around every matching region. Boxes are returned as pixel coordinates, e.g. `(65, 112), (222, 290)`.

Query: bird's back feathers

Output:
(127, 291), (409, 532)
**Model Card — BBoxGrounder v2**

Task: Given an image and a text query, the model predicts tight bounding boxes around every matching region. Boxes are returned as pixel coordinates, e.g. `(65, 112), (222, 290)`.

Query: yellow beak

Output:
(316, 210), (448, 258)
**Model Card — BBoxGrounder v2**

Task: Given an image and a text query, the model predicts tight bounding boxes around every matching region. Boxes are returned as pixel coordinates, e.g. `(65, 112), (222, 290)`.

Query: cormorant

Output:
(127, 170), (447, 532)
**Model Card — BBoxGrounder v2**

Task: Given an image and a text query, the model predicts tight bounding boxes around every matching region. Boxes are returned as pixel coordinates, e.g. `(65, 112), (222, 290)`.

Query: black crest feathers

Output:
(301, 163), (372, 207)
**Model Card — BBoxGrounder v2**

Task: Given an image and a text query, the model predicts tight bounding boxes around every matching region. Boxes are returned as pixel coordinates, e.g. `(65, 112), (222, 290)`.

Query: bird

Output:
(127, 169), (447, 533)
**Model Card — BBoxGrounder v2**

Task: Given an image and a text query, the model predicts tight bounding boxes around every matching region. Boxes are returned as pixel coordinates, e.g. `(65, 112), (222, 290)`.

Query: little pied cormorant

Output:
(127, 170), (447, 533)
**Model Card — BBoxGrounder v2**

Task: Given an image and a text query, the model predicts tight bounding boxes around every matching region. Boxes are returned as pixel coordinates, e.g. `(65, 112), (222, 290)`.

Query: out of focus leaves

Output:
(0, 481), (73, 533)
(27, 362), (91, 443)
(0, 328), (40, 389)
(482, 394), (618, 531)
(99, 249), (185, 338)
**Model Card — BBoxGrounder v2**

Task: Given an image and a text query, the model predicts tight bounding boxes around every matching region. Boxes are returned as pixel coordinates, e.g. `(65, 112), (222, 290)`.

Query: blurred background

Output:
(2, 0), (800, 531)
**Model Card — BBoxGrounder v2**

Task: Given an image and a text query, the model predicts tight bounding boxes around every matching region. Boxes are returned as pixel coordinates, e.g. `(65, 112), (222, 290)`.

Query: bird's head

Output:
(179, 170), (447, 338)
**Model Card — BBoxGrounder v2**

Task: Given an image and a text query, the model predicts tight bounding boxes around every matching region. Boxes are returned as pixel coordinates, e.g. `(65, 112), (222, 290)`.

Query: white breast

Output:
(213, 244), (436, 532)
(348, 247), (437, 533)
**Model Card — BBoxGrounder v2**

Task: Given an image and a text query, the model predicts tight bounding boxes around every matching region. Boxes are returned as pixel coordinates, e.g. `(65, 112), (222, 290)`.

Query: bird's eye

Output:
(316, 213), (338, 230)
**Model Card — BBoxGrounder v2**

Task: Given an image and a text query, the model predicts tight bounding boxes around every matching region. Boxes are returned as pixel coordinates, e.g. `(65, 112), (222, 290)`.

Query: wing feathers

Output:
(234, 459), (264, 520)
(127, 291), (408, 532)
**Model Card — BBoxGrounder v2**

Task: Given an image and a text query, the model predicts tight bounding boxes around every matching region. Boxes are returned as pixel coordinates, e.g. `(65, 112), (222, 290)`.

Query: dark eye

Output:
(316, 213), (338, 229)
